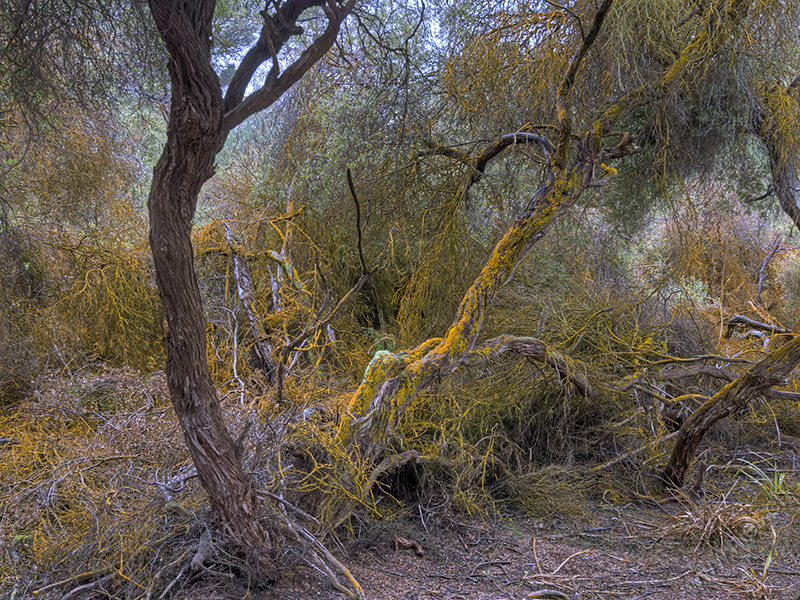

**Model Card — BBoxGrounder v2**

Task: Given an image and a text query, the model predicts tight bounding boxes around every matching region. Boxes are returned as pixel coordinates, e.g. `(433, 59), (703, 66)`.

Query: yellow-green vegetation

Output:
(0, 370), (207, 599)
(3, 0), (800, 595)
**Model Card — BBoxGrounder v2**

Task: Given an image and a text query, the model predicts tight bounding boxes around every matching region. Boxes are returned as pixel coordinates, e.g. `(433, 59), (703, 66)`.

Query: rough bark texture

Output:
(146, 0), (277, 576)
(662, 335), (800, 488)
(752, 76), (800, 228)
(146, 0), (354, 579)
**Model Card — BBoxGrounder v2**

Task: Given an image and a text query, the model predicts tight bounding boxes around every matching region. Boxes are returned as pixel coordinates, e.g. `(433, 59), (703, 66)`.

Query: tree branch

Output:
(223, 0), (356, 132)
(464, 335), (596, 398)
(724, 315), (790, 337)
(663, 333), (800, 487)
(554, 0), (615, 170)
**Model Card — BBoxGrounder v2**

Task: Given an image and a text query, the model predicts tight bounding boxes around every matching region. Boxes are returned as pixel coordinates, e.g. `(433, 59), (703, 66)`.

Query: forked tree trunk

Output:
(146, 0), (354, 579)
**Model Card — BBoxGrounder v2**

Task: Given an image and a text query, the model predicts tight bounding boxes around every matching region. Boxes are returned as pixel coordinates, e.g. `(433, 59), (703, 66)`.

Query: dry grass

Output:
(0, 368), (211, 599)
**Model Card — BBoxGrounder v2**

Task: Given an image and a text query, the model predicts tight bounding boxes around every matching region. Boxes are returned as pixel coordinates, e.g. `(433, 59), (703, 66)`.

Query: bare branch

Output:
(346, 168), (369, 275)
(724, 315), (790, 337)
(223, 0), (357, 132)
(465, 335), (596, 398)
(554, 0), (615, 169)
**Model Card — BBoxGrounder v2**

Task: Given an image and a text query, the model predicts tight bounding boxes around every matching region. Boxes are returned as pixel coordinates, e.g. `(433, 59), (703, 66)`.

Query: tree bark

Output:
(751, 76), (800, 227)
(338, 0), (623, 467)
(146, 22), (279, 576)
(149, 126), (279, 579)
(662, 334), (800, 488)
(146, 0), (354, 580)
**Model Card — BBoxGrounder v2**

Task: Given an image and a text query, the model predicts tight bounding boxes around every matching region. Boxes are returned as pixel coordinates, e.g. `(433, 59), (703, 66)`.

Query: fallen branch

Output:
(33, 571), (102, 596)
(724, 315), (790, 337)
(60, 573), (117, 600)
(283, 516), (365, 600)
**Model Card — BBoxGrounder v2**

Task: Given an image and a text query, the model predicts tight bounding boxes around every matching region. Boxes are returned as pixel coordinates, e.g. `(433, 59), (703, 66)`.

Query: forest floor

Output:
(252, 490), (800, 600)
(2, 369), (800, 600)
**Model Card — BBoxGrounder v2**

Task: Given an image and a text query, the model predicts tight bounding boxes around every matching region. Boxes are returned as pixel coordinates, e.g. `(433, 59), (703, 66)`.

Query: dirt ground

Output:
(228, 492), (800, 600)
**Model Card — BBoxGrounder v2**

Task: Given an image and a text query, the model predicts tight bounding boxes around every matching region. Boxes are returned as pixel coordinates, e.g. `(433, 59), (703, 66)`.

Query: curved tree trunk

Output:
(336, 0), (621, 491)
(330, 0), (754, 522)
(146, 2), (277, 573)
(146, 0), (354, 580)
(750, 75), (799, 226)
(662, 334), (800, 488)
(150, 134), (279, 579)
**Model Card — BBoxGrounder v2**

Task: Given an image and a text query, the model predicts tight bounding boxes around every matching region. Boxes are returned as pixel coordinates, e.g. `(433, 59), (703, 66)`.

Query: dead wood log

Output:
(724, 315), (790, 337)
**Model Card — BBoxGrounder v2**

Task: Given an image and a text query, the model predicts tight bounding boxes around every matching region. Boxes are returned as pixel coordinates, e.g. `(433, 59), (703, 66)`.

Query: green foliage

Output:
(737, 459), (799, 505)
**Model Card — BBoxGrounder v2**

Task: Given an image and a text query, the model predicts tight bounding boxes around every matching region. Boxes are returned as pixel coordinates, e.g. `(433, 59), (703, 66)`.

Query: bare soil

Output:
(255, 502), (800, 600)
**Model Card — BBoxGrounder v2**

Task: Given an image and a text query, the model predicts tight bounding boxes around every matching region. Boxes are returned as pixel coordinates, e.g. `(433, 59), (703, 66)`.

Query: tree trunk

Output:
(146, 0), (277, 580)
(662, 334), (800, 488)
(145, 0), (354, 574)
(331, 0), (757, 519)
(148, 103), (279, 582)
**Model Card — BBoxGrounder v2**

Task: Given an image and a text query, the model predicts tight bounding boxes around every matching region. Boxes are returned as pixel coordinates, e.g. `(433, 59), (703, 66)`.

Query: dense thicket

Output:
(1, 0), (800, 597)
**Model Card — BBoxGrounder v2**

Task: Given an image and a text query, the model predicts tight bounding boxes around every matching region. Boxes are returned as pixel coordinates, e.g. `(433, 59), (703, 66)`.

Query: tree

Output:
(326, 0), (800, 514)
(4, 0), (800, 588)
(145, 0), (357, 579)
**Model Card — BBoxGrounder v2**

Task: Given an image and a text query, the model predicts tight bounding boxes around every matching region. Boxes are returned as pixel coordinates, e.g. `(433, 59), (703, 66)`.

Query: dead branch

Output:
(60, 573), (117, 600)
(756, 237), (783, 305)
(725, 315), (790, 337)
(281, 273), (369, 361)
(465, 335), (596, 397)
(222, 221), (280, 383)
(627, 361), (800, 403)
(190, 528), (212, 571)
(346, 167), (369, 275)
(33, 571), (101, 596)
(278, 512), (365, 600)
(663, 334), (800, 487)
